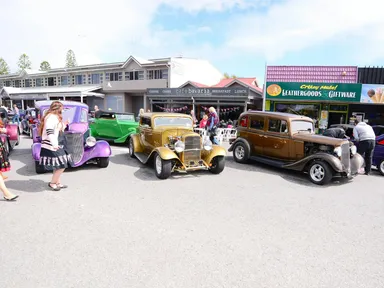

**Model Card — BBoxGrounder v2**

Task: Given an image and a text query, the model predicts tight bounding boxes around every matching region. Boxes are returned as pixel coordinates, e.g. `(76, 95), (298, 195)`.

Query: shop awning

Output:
(0, 85), (104, 100)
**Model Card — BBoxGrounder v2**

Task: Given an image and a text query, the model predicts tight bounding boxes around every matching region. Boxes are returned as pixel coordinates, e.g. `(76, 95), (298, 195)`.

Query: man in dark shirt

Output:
(323, 126), (346, 139)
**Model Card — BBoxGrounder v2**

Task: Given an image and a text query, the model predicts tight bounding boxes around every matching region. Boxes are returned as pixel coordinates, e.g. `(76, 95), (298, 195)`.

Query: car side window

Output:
(268, 119), (288, 133)
(80, 109), (88, 123)
(239, 116), (248, 128)
(250, 116), (265, 130)
(140, 117), (151, 128)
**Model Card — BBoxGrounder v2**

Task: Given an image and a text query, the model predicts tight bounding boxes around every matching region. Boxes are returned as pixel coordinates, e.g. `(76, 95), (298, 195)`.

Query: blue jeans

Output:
(12, 114), (20, 124)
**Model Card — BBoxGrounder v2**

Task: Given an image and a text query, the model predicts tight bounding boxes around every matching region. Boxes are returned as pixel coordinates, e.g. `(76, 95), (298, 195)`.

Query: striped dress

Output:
(39, 114), (73, 170)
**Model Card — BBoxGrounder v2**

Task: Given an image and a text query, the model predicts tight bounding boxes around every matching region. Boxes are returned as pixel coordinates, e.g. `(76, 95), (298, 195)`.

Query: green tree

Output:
(223, 72), (237, 79)
(65, 49), (77, 67)
(17, 53), (32, 71)
(40, 61), (51, 71)
(0, 58), (10, 75)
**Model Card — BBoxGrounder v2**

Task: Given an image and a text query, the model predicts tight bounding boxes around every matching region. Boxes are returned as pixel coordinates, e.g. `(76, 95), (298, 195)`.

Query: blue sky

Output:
(1, 0), (382, 84)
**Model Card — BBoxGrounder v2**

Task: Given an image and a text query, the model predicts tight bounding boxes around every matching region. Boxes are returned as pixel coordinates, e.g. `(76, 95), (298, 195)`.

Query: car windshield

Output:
(42, 106), (77, 123)
(291, 120), (314, 133)
(116, 114), (135, 121)
(154, 117), (193, 128)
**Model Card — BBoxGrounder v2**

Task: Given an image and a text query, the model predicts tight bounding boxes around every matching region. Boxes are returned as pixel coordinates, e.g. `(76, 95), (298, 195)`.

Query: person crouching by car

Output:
(353, 119), (376, 175)
(323, 126), (347, 139)
(206, 107), (220, 144)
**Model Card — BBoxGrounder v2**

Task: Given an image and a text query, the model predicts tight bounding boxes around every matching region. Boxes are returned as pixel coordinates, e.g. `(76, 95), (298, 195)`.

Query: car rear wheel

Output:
(379, 160), (384, 176)
(209, 156), (225, 174)
(129, 137), (135, 158)
(98, 157), (109, 168)
(154, 153), (172, 179)
(308, 160), (333, 185)
(35, 161), (45, 174)
(233, 142), (250, 163)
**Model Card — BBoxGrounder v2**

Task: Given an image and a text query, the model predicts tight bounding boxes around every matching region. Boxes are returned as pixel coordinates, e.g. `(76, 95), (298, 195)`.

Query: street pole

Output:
(262, 62), (267, 111)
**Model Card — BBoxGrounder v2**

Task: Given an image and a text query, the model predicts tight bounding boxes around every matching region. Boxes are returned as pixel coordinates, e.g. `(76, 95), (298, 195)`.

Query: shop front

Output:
(146, 87), (250, 122)
(265, 82), (362, 132)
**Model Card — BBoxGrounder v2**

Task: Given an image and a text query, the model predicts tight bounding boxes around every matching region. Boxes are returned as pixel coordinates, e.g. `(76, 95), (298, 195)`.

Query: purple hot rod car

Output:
(31, 101), (112, 174)
(0, 107), (20, 155)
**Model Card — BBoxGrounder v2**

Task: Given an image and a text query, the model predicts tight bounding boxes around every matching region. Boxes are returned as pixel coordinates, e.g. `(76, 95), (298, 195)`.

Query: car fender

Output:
(114, 128), (137, 144)
(228, 137), (251, 152)
(31, 142), (42, 161)
(202, 145), (227, 164)
(283, 152), (344, 172)
(32, 126), (41, 143)
(85, 140), (112, 158)
(130, 133), (145, 153)
(150, 146), (180, 161)
(6, 123), (18, 141)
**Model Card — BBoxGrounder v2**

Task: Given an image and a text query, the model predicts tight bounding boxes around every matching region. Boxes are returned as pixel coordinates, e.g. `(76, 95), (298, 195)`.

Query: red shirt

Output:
(199, 119), (208, 128)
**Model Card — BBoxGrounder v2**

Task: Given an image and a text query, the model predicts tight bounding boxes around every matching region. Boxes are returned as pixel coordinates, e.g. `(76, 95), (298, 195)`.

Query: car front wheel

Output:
(98, 157), (109, 168)
(154, 153), (172, 179)
(129, 137), (135, 158)
(209, 156), (225, 174)
(379, 160), (384, 176)
(308, 160), (333, 185)
(233, 142), (250, 163)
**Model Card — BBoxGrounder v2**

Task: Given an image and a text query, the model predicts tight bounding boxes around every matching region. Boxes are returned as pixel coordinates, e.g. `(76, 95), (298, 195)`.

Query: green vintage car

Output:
(89, 111), (139, 144)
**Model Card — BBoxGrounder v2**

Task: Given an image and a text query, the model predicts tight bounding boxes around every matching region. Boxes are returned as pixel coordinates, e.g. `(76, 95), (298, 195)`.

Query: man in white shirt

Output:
(353, 119), (376, 175)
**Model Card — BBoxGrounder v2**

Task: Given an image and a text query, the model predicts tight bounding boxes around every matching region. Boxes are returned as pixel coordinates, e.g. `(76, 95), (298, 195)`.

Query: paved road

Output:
(0, 136), (383, 288)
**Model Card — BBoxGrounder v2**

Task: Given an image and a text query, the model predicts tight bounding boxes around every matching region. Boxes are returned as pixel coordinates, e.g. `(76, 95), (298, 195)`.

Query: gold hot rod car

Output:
(129, 112), (226, 179)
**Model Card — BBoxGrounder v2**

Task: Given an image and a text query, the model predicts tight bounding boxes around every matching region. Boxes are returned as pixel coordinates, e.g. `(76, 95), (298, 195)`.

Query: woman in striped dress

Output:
(39, 101), (73, 191)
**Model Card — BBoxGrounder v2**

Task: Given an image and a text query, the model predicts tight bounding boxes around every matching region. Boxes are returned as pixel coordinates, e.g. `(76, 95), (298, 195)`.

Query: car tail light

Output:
(378, 140), (384, 145)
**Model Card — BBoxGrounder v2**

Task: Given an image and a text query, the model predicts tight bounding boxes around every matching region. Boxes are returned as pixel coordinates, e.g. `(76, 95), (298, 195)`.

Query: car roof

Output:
(141, 112), (192, 118)
(242, 111), (313, 121)
(35, 100), (88, 109)
(100, 111), (134, 115)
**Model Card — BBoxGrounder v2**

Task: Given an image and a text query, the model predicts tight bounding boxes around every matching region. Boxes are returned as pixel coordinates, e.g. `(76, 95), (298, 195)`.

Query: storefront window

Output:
(275, 103), (320, 120)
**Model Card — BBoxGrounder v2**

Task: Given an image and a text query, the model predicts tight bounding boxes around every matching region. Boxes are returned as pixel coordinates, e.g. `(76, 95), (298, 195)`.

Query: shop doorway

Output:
(328, 112), (347, 126)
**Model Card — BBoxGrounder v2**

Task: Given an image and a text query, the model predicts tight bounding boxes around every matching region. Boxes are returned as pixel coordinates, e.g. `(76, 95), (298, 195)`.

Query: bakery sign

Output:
(266, 82), (362, 102)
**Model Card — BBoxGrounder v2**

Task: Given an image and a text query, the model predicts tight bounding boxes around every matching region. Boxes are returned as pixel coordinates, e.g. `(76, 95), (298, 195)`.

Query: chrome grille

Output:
(182, 135), (201, 163)
(184, 135), (200, 150)
(340, 143), (350, 172)
(184, 150), (201, 162)
(65, 133), (84, 164)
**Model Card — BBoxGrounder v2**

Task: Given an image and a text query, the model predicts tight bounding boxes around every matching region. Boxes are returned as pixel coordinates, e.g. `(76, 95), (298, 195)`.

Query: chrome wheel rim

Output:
(155, 155), (162, 174)
(380, 161), (384, 173)
(235, 145), (245, 159)
(310, 164), (325, 182)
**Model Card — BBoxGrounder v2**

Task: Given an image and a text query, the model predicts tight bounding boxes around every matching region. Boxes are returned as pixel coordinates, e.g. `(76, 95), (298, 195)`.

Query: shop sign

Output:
(266, 82), (362, 102)
(9, 93), (47, 100)
(361, 84), (384, 104)
(147, 87), (249, 97)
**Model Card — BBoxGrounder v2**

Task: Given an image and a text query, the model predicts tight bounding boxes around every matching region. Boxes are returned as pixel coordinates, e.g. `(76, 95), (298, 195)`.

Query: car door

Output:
(139, 117), (153, 154)
(97, 114), (119, 138)
(248, 115), (266, 155)
(262, 118), (292, 160)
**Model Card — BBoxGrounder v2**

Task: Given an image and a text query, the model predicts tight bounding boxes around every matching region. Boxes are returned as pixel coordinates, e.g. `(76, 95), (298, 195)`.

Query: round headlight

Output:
(86, 136), (96, 147)
(203, 139), (213, 151)
(174, 140), (185, 153)
(350, 145), (357, 155)
(334, 146), (342, 157)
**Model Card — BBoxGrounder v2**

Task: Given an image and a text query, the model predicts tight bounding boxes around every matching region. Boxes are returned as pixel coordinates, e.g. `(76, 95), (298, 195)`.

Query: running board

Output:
(134, 152), (149, 164)
(250, 156), (287, 168)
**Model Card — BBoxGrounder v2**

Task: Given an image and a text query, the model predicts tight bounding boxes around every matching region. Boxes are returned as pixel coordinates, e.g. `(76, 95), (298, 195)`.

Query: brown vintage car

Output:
(228, 111), (364, 185)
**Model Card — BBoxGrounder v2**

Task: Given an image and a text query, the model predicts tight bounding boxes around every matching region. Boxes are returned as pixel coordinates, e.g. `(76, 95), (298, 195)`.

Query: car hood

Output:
(157, 127), (195, 138)
(292, 133), (348, 146)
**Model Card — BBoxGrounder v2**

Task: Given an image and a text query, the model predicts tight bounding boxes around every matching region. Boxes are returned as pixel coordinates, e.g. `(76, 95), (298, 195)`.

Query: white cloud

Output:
(0, 0), (256, 72)
(226, 0), (384, 62)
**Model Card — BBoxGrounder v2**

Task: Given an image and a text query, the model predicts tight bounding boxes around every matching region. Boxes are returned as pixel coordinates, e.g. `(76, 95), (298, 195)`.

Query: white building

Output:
(0, 56), (223, 114)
